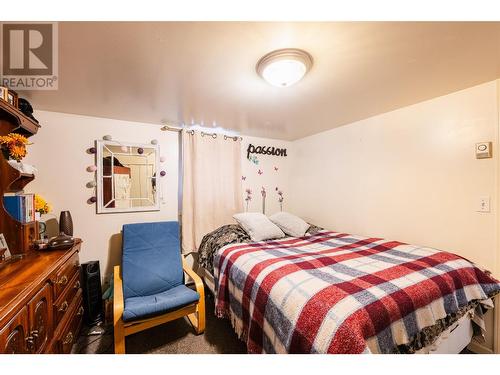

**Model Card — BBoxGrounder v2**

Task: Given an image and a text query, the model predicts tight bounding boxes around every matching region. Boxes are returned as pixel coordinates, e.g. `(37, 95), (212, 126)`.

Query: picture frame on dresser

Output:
(0, 233), (10, 260)
(6, 90), (18, 108)
(0, 87), (8, 102)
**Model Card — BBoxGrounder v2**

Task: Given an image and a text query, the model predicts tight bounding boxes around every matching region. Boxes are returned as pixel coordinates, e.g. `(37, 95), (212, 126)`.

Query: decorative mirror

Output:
(96, 140), (160, 213)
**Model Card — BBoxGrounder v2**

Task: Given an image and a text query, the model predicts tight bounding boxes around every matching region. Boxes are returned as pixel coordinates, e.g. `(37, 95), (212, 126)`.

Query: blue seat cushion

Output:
(122, 221), (183, 300)
(123, 285), (200, 322)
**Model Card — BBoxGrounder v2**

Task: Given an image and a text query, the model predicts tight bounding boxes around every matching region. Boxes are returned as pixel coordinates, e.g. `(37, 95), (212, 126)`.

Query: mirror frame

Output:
(95, 140), (161, 214)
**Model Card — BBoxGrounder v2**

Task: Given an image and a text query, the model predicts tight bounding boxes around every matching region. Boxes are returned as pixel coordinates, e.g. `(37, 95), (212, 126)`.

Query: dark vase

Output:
(1, 148), (10, 160)
(59, 211), (73, 236)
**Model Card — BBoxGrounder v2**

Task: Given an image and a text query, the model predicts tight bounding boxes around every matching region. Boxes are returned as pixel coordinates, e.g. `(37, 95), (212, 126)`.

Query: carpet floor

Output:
(72, 291), (247, 354)
(72, 289), (476, 354)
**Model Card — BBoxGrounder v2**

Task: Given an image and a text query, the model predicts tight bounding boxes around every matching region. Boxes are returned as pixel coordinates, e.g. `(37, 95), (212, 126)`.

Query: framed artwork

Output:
(7, 90), (18, 108)
(0, 233), (10, 260)
(0, 86), (8, 102)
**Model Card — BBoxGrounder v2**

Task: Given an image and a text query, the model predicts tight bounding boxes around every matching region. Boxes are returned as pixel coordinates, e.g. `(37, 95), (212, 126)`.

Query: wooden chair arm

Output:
(113, 265), (124, 324)
(182, 259), (204, 296)
(182, 258), (206, 334)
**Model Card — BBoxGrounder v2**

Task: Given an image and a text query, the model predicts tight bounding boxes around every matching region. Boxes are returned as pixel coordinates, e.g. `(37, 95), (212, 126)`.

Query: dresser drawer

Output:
(55, 294), (83, 354)
(53, 251), (80, 300)
(53, 273), (81, 326)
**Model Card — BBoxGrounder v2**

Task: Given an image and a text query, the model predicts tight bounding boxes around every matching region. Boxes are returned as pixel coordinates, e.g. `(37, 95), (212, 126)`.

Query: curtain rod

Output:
(160, 125), (183, 132)
(160, 125), (243, 141)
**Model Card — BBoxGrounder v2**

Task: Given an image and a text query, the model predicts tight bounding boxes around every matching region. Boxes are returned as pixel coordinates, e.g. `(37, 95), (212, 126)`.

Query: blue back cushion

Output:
(122, 221), (183, 299)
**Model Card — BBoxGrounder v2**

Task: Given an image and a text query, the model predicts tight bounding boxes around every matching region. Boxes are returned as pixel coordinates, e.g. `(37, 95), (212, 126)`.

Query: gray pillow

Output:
(233, 212), (285, 241)
(268, 212), (310, 237)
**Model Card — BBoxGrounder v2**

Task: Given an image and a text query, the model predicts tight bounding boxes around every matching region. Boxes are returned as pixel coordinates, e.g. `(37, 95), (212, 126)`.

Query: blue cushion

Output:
(123, 285), (200, 322)
(122, 221), (183, 300)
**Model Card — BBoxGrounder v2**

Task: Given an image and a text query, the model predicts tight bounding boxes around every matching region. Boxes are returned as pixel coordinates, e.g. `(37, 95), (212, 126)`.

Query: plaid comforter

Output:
(214, 230), (500, 354)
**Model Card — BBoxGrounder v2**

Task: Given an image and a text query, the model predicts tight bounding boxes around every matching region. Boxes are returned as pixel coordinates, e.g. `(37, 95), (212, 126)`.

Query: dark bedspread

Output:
(197, 223), (323, 273)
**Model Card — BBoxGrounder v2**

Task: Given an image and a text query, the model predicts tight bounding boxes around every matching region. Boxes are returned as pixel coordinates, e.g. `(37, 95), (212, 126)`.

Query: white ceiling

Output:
(24, 22), (500, 140)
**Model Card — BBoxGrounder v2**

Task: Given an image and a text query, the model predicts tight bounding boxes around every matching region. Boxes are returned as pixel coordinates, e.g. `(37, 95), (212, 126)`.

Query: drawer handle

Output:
(25, 335), (34, 349)
(57, 275), (68, 286)
(59, 301), (69, 313)
(77, 306), (84, 316)
(74, 280), (80, 289)
(62, 331), (74, 346)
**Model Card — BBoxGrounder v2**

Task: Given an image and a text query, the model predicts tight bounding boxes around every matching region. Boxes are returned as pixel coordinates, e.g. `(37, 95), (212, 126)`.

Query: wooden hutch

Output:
(0, 99), (83, 354)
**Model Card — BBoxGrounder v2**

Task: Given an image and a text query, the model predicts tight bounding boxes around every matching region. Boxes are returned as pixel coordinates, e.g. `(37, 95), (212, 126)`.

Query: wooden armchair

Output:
(113, 222), (205, 354)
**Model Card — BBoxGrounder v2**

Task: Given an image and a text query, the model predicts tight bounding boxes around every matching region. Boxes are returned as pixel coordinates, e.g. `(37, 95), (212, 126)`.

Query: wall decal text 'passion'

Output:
(247, 144), (287, 159)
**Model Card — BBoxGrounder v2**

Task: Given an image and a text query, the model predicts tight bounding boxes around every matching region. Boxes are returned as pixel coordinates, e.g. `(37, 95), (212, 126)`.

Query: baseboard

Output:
(467, 339), (494, 354)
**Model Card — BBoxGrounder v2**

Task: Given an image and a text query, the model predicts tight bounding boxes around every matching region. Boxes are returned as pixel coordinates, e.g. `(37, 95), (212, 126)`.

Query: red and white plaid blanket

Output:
(214, 230), (500, 354)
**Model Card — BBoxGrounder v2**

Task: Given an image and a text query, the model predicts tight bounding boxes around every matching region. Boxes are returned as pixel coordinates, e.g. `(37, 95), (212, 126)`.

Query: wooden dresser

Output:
(0, 95), (84, 353)
(0, 240), (83, 353)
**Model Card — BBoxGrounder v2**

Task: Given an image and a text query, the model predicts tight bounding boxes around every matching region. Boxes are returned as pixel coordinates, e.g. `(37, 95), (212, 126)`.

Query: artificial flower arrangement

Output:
(261, 186), (266, 214)
(276, 187), (284, 211)
(34, 194), (51, 215)
(0, 133), (31, 161)
(245, 188), (252, 211)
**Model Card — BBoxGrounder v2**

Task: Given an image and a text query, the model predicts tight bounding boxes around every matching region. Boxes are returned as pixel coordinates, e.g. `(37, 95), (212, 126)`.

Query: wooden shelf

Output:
(0, 101), (41, 255)
(0, 100), (40, 137)
(6, 172), (35, 193)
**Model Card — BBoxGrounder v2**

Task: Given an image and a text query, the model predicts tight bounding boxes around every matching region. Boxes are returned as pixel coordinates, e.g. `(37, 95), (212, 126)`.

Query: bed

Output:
(197, 225), (500, 354)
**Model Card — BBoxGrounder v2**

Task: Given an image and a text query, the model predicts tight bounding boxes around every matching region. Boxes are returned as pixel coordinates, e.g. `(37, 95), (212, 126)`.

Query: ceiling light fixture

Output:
(256, 48), (313, 88)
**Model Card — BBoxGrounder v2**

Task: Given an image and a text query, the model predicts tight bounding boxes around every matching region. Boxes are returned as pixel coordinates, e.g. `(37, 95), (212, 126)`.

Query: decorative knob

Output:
(62, 332), (74, 345)
(59, 301), (69, 313)
(74, 280), (80, 289)
(57, 275), (68, 286)
(25, 336), (34, 348)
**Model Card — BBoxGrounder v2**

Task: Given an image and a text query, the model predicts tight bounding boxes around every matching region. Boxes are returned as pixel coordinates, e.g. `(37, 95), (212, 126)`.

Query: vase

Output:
(59, 211), (73, 236)
(1, 148), (9, 160)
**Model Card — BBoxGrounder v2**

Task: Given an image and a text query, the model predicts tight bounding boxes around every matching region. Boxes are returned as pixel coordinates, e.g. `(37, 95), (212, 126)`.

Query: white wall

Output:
(241, 137), (292, 215)
(24, 111), (179, 281)
(25, 82), (500, 281)
(24, 111), (292, 281)
(22, 81), (500, 351)
(289, 81), (500, 277)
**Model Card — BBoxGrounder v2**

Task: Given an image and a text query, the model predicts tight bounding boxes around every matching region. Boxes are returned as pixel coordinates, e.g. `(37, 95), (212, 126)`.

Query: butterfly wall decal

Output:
(241, 176), (246, 181)
(274, 166), (279, 172)
(258, 169), (263, 175)
(248, 155), (259, 165)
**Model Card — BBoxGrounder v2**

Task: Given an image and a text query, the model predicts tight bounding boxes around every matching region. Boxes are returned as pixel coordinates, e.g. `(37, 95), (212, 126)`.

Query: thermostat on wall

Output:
(476, 142), (492, 159)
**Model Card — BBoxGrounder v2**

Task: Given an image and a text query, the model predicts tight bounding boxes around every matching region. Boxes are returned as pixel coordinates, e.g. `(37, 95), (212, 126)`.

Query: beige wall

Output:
(289, 81), (500, 278)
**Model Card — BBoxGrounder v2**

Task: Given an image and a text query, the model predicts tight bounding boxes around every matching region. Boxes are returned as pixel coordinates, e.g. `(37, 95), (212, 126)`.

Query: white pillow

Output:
(233, 212), (285, 242)
(268, 212), (310, 237)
